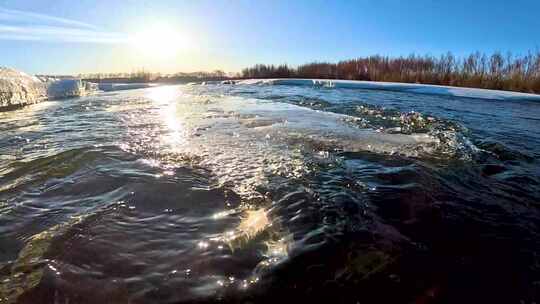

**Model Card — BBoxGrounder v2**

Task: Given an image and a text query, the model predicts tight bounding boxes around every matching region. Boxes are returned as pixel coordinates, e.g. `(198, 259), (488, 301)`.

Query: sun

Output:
(129, 24), (185, 58)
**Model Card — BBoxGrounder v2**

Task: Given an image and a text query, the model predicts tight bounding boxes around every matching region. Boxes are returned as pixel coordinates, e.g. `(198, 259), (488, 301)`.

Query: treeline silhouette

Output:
(241, 51), (540, 94)
(81, 69), (228, 84)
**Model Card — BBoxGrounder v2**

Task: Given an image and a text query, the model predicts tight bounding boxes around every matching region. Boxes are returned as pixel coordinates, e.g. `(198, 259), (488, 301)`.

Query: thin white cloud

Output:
(0, 33), (44, 41)
(0, 7), (99, 30)
(0, 7), (129, 44)
(0, 24), (129, 44)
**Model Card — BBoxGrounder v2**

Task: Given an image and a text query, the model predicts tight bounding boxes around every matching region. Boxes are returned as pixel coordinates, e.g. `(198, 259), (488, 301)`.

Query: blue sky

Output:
(0, 0), (539, 74)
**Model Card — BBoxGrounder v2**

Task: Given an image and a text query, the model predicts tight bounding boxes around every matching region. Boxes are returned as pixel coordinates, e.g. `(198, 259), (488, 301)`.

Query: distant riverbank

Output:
(80, 51), (540, 95)
(82, 75), (229, 85)
(234, 78), (540, 101)
(241, 51), (540, 95)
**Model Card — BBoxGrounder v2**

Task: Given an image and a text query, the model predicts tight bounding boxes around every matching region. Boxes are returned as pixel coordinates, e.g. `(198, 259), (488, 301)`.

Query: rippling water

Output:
(0, 83), (539, 303)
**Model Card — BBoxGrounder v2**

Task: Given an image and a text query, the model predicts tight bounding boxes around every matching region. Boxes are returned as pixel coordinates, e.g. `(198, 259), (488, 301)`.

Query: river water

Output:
(0, 83), (539, 303)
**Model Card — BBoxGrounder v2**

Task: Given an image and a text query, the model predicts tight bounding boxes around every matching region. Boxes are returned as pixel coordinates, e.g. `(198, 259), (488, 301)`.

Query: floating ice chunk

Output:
(221, 80), (237, 85)
(46, 79), (84, 98)
(46, 78), (99, 99)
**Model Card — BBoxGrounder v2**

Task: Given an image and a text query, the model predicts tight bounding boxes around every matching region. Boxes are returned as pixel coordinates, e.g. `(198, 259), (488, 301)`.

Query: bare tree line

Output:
(80, 69), (228, 83)
(241, 51), (540, 93)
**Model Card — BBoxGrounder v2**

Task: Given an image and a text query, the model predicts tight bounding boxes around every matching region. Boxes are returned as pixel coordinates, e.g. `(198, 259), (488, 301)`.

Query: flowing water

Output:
(0, 83), (539, 303)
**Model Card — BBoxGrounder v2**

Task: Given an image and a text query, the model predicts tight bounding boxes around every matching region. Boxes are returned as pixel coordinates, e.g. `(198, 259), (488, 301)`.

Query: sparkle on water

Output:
(0, 81), (539, 303)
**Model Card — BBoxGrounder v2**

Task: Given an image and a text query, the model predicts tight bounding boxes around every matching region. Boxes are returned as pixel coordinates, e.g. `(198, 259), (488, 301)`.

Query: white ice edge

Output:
(1, 67), (47, 108)
(186, 94), (440, 155)
(1, 67), (102, 108)
(236, 78), (540, 101)
(163, 92), (444, 196)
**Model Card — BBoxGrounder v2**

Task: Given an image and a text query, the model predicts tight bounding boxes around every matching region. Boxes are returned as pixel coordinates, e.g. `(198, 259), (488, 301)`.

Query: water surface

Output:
(1, 83), (539, 303)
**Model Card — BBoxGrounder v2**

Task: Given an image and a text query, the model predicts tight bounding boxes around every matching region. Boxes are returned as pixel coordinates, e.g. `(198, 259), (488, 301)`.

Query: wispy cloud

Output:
(0, 7), (129, 44)
(0, 7), (99, 30)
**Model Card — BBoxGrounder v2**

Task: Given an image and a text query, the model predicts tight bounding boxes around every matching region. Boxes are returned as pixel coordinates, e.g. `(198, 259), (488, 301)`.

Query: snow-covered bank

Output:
(236, 79), (540, 101)
(0, 68), (47, 109)
(0, 67), (101, 110)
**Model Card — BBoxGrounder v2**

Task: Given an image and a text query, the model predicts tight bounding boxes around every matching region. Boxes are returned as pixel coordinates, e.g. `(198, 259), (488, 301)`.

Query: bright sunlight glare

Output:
(129, 25), (185, 58)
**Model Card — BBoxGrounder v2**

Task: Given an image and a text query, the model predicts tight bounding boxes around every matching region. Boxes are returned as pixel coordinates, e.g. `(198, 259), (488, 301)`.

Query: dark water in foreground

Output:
(0, 84), (539, 303)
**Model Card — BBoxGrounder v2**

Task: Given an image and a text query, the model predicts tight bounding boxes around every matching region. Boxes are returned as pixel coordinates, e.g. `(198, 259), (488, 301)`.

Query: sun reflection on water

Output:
(237, 208), (269, 238)
(141, 87), (299, 293)
(147, 86), (189, 149)
(146, 85), (179, 103)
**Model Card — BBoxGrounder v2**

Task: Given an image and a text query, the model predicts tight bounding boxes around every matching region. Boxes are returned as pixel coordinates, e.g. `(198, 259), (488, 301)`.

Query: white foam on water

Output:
(138, 87), (443, 200)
